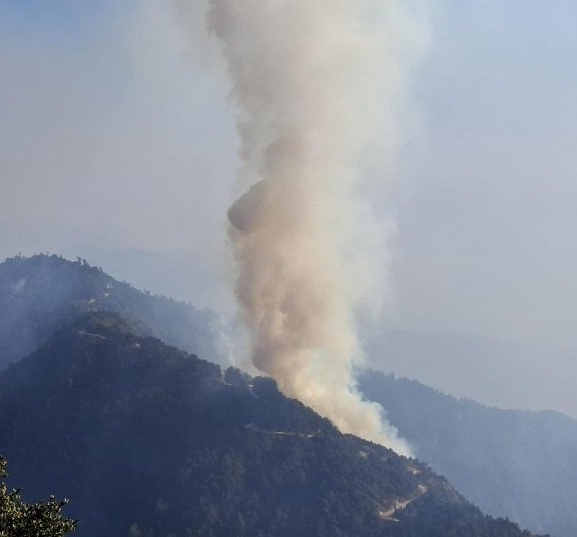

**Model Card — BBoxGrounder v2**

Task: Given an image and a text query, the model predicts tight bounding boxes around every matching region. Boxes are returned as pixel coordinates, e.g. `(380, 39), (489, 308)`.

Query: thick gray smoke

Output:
(203, 0), (424, 455)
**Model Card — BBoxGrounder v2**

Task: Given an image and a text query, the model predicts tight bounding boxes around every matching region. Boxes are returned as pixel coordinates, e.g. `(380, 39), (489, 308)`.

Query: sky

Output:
(1, 1), (577, 416)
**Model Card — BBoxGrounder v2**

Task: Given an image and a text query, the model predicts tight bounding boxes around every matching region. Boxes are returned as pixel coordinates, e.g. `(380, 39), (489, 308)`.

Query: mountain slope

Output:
(0, 254), (218, 369)
(361, 370), (576, 537)
(0, 313), (540, 537)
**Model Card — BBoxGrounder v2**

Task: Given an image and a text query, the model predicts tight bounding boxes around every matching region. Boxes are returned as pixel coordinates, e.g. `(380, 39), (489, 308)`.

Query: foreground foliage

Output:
(0, 458), (75, 537)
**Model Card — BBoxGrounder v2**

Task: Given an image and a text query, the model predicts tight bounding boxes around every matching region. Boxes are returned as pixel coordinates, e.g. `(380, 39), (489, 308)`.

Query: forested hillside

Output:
(0, 312), (541, 537)
(361, 370), (575, 537)
(0, 254), (218, 369)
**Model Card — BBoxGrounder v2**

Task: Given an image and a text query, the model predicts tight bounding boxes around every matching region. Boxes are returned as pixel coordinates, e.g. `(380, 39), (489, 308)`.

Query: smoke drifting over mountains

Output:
(198, 0), (426, 455)
(5, 0), (577, 432)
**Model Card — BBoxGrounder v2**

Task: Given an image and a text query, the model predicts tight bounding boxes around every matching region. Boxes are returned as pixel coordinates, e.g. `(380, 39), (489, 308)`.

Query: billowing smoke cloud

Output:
(204, 0), (425, 455)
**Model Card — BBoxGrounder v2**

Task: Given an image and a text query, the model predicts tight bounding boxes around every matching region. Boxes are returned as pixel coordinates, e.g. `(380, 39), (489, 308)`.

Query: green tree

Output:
(0, 457), (76, 537)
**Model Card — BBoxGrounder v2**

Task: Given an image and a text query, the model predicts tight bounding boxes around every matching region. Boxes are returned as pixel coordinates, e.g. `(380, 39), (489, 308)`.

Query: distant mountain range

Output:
(361, 371), (577, 537)
(363, 327), (577, 420)
(0, 254), (554, 536)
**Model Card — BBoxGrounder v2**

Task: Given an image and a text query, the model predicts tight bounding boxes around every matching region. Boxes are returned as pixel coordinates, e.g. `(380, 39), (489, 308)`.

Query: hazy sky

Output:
(2, 1), (577, 413)
(393, 1), (577, 349)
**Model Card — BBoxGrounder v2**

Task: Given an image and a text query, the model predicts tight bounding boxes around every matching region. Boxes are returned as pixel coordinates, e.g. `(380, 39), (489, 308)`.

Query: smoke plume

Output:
(206, 0), (423, 455)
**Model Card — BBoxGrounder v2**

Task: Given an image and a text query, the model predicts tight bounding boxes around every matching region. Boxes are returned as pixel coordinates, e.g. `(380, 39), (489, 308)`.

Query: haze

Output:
(1, 1), (576, 418)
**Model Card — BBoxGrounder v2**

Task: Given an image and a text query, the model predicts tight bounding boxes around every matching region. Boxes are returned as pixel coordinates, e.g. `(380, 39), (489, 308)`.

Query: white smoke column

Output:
(207, 0), (423, 455)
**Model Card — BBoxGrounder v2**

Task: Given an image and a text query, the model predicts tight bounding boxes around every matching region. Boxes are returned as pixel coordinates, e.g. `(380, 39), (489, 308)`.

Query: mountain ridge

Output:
(0, 253), (218, 369)
(0, 311), (542, 537)
(361, 370), (576, 537)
